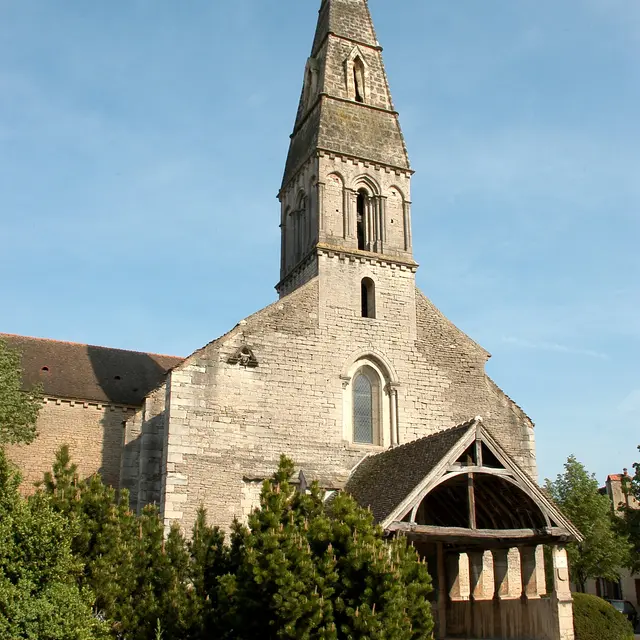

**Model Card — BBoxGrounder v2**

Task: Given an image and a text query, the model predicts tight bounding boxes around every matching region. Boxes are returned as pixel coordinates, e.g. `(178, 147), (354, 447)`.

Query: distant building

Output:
(583, 471), (640, 608)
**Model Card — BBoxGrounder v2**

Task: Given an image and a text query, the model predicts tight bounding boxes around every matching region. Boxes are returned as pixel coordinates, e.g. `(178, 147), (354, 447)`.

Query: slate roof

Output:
(0, 333), (183, 406)
(345, 420), (475, 523)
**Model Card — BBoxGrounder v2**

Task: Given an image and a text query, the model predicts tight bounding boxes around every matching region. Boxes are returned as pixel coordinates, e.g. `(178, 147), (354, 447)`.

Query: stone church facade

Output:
(5, 1), (580, 638)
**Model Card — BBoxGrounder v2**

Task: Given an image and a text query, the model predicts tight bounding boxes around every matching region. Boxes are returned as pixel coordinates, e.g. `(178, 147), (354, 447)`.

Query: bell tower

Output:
(278, 0), (416, 298)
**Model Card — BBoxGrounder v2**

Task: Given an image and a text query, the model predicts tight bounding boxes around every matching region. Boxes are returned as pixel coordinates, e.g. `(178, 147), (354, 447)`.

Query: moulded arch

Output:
(326, 171), (345, 186)
(296, 189), (307, 209)
(351, 174), (381, 196)
(388, 184), (406, 202)
(342, 349), (399, 386)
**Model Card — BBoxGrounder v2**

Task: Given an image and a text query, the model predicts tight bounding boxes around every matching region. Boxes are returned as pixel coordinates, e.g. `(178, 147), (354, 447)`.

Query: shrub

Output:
(573, 593), (634, 640)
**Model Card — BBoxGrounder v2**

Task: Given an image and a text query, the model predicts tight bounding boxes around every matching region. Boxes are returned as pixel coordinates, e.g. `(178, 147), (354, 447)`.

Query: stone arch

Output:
(342, 352), (399, 448)
(387, 184), (408, 251)
(325, 172), (346, 239)
(352, 176), (381, 251)
(351, 174), (380, 196)
(342, 349), (399, 386)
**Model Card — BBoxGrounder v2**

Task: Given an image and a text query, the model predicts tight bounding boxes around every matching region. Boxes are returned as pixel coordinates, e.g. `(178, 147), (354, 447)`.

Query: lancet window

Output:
(353, 367), (379, 444)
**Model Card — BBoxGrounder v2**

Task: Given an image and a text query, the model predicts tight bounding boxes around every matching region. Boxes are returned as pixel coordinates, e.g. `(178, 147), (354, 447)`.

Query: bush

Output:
(573, 593), (634, 640)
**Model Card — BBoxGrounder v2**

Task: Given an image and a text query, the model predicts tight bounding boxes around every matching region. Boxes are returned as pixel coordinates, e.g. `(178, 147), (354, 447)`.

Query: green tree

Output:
(546, 455), (631, 591)
(0, 448), (108, 639)
(216, 455), (434, 640)
(0, 338), (42, 445)
(40, 446), (205, 640)
(617, 450), (640, 574)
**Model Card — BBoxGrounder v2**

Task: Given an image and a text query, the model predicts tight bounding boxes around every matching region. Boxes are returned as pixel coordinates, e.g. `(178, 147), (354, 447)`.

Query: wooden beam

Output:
(445, 466), (512, 476)
(388, 522), (572, 545)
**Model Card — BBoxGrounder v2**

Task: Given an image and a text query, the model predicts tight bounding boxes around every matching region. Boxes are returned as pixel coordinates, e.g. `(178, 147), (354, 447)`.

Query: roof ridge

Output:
(364, 418), (478, 461)
(0, 332), (183, 360)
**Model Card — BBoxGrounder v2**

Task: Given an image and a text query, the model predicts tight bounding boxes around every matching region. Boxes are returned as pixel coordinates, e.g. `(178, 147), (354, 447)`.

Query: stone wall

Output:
(6, 397), (133, 492)
(161, 263), (537, 534)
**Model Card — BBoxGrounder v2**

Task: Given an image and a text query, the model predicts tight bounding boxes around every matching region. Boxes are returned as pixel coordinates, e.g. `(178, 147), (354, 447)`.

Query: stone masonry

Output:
(6, 0), (538, 543)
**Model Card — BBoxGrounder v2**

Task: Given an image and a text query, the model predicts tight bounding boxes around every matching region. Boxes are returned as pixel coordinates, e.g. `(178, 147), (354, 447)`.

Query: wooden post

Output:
(468, 473), (477, 530)
(437, 543), (448, 639)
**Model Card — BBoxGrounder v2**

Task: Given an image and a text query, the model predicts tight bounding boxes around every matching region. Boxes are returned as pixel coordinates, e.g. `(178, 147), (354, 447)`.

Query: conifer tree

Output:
(40, 447), (208, 640)
(0, 448), (108, 639)
(216, 455), (434, 640)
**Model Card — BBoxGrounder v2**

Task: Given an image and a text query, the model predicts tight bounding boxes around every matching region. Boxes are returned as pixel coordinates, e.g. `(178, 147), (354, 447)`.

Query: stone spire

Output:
(278, 0), (415, 297)
(282, 0), (410, 189)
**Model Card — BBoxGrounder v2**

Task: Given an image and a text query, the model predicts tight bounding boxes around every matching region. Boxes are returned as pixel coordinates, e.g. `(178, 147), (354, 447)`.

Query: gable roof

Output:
(1, 333), (183, 406)
(346, 417), (582, 541)
(345, 420), (475, 524)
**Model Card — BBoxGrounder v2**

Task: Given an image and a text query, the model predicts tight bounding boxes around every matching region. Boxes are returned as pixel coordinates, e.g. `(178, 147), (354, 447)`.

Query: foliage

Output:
(545, 455), (630, 590)
(0, 448), (109, 639)
(216, 455), (434, 640)
(572, 593), (634, 640)
(36, 449), (434, 639)
(40, 446), (206, 640)
(618, 449), (640, 574)
(0, 338), (42, 445)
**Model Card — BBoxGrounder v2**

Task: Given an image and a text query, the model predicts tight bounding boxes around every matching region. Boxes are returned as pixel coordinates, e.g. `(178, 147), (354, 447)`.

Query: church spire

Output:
(278, 0), (415, 297)
(282, 0), (410, 189)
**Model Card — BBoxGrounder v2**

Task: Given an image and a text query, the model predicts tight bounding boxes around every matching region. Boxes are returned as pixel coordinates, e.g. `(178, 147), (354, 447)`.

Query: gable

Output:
(345, 417), (582, 542)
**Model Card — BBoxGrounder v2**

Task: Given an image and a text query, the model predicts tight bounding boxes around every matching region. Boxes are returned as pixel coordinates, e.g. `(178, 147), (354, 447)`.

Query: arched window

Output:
(353, 57), (365, 103)
(353, 368), (379, 444)
(356, 189), (367, 250)
(361, 278), (375, 318)
(343, 358), (396, 448)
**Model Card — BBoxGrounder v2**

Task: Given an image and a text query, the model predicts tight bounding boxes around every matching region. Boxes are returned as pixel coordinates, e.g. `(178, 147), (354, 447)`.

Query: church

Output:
(4, 1), (580, 638)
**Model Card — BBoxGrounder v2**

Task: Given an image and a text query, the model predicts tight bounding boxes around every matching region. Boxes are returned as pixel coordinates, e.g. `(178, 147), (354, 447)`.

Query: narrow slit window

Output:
(353, 57), (365, 103)
(361, 278), (376, 318)
(357, 190), (366, 250)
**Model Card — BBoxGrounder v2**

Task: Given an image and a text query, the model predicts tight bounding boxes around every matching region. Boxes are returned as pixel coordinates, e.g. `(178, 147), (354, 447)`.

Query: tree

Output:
(0, 338), (42, 445)
(546, 455), (631, 591)
(616, 449), (640, 575)
(40, 446), (207, 640)
(215, 455), (434, 640)
(0, 448), (108, 639)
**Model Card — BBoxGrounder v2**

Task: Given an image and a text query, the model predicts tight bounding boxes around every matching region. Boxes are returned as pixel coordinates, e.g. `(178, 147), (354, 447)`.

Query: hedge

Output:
(573, 593), (634, 640)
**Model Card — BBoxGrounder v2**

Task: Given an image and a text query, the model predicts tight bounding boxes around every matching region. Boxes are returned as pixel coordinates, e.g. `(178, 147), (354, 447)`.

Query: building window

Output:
(361, 278), (375, 318)
(352, 366), (380, 444)
(357, 189), (367, 250)
(354, 372), (373, 443)
(353, 57), (365, 103)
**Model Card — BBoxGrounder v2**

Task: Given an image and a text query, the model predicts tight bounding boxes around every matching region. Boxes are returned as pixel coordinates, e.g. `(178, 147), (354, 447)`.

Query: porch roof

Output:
(346, 418), (582, 545)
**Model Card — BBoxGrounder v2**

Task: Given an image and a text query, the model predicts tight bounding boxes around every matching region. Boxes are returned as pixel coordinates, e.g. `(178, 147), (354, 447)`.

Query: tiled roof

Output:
(1, 333), (183, 406)
(345, 420), (475, 523)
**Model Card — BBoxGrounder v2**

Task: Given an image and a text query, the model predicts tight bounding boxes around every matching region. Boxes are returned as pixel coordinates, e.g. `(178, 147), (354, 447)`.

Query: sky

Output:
(0, 0), (638, 485)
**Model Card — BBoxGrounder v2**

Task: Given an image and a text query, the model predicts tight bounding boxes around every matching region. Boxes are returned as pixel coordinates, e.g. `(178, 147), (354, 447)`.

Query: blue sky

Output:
(1, 0), (638, 484)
